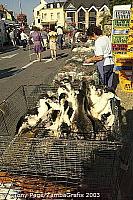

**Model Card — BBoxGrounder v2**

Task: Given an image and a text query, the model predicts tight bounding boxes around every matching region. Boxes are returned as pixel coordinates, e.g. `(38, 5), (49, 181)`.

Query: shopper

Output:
(48, 27), (57, 60)
(16, 29), (21, 46)
(41, 27), (48, 50)
(85, 26), (114, 88)
(9, 29), (16, 46)
(57, 26), (63, 49)
(20, 30), (28, 50)
(30, 27), (43, 62)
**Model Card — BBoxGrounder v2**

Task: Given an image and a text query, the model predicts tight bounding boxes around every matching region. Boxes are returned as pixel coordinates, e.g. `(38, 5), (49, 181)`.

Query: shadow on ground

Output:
(118, 108), (133, 199)
(43, 52), (68, 60)
(0, 67), (23, 79)
(0, 46), (19, 54)
(120, 108), (133, 137)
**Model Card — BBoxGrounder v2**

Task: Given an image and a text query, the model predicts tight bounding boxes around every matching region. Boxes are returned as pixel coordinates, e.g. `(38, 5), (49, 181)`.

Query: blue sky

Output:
(0, 0), (40, 24)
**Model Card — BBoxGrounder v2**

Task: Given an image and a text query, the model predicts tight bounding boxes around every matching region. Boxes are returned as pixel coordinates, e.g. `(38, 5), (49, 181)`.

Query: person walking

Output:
(48, 27), (57, 60)
(9, 29), (16, 46)
(20, 30), (28, 50)
(16, 29), (21, 46)
(41, 27), (48, 50)
(30, 27), (43, 62)
(57, 26), (63, 49)
(85, 26), (114, 88)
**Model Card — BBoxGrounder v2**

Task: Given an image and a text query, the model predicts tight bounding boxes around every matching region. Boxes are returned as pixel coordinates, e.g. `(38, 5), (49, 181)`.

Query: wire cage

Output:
(0, 85), (124, 199)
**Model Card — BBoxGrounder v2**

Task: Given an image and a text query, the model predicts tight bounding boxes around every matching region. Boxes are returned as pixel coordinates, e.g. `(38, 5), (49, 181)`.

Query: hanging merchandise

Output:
(112, 5), (131, 55)
(114, 8), (133, 93)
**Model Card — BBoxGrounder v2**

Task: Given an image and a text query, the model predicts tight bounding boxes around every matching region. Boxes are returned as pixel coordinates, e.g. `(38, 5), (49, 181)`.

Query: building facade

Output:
(33, 0), (66, 29)
(64, 0), (110, 31)
(40, 1), (65, 28)
(33, 0), (47, 28)
(33, 0), (110, 30)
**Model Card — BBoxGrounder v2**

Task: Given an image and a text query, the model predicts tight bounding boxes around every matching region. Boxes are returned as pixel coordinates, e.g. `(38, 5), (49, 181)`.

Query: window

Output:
(42, 13), (43, 19)
(37, 11), (39, 16)
(78, 9), (85, 22)
(89, 8), (96, 26)
(44, 13), (47, 21)
(78, 9), (85, 30)
(38, 19), (40, 23)
(51, 13), (54, 20)
(57, 3), (60, 8)
(47, 4), (50, 8)
(57, 12), (60, 20)
(50, 4), (53, 8)
(67, 12), (75, 22)
(53, 3), (57, 8)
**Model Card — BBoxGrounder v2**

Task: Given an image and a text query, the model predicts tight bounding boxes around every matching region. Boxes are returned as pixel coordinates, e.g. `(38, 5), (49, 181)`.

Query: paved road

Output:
(0, 47), (70, 103)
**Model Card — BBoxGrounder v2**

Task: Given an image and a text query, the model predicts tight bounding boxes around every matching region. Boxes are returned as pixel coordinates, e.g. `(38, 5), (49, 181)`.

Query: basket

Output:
(0, 85), (124, 199)
(119, 70), (133, 92)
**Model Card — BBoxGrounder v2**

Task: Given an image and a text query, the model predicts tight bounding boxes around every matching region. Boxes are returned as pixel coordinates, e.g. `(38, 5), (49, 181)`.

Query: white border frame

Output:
(99, 5), (110, 12)
(88, 6), (98, 12)
(77, 6), (87, 13)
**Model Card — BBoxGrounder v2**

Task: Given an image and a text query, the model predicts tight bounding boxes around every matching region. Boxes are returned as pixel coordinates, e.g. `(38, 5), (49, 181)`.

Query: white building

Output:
(33, 0), (110, 30)
(33, 0), (66, 29)
(33, 0), (47, 28)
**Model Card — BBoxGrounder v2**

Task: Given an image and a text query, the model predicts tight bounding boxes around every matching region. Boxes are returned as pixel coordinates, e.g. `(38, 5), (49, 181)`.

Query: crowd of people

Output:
(7, 25), (84, 60)
(7, 25), (114, 89)
(28, 26), (84, 62)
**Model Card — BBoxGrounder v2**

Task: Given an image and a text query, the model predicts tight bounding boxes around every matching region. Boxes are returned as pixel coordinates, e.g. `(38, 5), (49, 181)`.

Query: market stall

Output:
(0, 26), (130, 200)
(114, 7), (133, 93)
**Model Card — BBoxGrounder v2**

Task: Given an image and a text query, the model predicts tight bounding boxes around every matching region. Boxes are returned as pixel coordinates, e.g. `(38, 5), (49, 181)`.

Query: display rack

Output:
(114, 8), (133, 93)
(112, 5), (131, 55)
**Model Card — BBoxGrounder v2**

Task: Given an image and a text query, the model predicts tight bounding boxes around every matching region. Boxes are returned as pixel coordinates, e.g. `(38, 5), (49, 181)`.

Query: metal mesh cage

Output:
(0, 85), (125, 199)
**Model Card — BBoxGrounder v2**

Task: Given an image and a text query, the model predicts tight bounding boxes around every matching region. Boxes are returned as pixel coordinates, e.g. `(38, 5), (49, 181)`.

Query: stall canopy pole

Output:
(18, 0), (22, 14)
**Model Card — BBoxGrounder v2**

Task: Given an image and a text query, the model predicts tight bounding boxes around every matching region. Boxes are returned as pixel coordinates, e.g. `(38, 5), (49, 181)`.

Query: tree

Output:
(17, 13), (27, 25)
(98, 11), (112, 35)
(99, 11), (112, 29)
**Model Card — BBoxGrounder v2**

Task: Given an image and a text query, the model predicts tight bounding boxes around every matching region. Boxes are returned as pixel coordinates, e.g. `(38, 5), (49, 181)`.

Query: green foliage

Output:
(99, 11), (112, 29)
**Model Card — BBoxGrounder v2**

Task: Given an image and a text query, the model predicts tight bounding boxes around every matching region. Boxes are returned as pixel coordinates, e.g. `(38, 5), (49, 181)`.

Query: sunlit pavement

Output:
(0, 47), (71, 103)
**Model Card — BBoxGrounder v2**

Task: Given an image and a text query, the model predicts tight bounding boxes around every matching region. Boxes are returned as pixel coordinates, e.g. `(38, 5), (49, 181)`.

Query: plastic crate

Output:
(119, 70), (133, 92)
(112, 29), (129, 35)
(112, 44), (128, 51)
(113, 51), (127, 55)
(113, 19), (130, 28)
(112, 35), (128, 44)
(115, 54), (133, 66)
(114, 10), (130, 20)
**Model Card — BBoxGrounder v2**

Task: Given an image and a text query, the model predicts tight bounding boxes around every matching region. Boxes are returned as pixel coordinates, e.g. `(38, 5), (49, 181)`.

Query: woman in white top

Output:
(20, 30), (29, 50)
(48, 27), (57, 59)
(85, 26), (114, 88)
